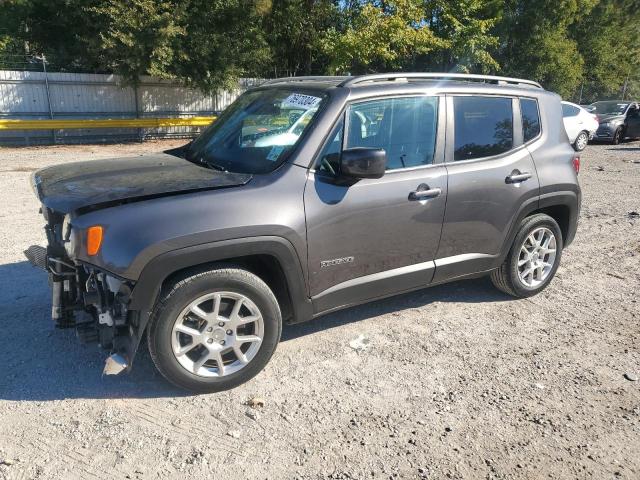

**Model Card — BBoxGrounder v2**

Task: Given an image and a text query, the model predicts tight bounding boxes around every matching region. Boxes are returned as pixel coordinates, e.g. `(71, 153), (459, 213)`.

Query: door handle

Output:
(409, 187), (442, 200)
(505, 172), (532, 184)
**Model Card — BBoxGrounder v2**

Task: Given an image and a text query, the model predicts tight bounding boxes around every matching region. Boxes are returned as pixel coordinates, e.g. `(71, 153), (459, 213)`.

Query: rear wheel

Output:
(148, 267), (282, 393)
(573, 131), (589, 151)
(490, 214), (563, 298)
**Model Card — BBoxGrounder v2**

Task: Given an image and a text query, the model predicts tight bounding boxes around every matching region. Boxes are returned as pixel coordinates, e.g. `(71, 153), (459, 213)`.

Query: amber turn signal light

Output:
(86, 225), (103, 256)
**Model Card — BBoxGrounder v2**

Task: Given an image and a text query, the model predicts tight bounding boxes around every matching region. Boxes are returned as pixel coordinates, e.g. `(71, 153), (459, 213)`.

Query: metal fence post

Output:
(41, 54), (56, 144)
(578, 82), (584, 105)
(622, 74), (629, 101)
(134, 83), (143, 142)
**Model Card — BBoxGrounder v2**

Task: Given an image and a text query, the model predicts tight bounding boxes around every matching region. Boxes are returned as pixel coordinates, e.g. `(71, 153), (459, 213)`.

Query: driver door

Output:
(304, 95), (448, 313)
(626, 104), (640, 137)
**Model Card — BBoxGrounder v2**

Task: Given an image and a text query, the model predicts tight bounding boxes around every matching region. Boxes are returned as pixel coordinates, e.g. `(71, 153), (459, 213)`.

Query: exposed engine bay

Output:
(25, 206), (136, 375)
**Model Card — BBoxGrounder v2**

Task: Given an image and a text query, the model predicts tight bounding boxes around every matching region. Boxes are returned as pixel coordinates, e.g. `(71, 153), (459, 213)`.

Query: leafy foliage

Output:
(423, 0), (499, 73)
(87, 0), (186, 84)
(0, 0), (638, 99)
(321, 0), (445, 74)
(571, 0), (640, 101)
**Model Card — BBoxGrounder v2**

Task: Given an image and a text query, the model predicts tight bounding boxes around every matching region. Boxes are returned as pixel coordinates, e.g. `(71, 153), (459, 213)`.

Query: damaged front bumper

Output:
(25, 237), (141, 376)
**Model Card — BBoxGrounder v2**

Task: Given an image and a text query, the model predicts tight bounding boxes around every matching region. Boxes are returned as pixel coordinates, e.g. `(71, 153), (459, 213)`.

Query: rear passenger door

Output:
(433, 95), (540, 282)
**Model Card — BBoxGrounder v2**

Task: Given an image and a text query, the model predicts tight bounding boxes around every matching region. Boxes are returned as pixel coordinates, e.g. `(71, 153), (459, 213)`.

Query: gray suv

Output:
(589, 100), (640, 144)
(26, 73), (581, 392)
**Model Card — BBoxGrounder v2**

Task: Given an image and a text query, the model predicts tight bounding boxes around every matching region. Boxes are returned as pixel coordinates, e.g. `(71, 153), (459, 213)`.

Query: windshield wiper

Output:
(204, 161), (227, 172)
(184, 148), (228, 172)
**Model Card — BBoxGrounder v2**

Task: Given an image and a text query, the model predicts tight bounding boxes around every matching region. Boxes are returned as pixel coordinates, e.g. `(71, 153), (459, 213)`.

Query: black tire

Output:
(573, 131), (589, 151)
(490, 214), (563, 298)
(612, 127), (623, 145)
(147, 267), (282, 393)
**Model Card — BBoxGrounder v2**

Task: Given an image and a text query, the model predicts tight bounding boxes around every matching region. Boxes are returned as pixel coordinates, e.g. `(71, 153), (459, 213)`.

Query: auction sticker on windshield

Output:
(282, 93), (322, 110)
(266, 145), (285, 161)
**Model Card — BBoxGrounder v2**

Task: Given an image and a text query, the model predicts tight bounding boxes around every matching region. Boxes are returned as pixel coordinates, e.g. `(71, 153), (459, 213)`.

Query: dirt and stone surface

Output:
(0, 140), (638, 479)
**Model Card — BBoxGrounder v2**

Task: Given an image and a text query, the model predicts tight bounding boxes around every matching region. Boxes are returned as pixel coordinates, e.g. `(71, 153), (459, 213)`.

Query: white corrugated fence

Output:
(0, 70), (262, 145)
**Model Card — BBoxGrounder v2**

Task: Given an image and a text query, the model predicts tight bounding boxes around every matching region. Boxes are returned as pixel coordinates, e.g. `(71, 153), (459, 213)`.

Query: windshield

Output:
(186, 88), (325, 174)
(589, 101), (629, 115)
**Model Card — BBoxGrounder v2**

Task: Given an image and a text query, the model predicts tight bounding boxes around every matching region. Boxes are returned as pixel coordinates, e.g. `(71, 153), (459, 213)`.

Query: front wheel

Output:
(612, 127), (623, 145)
(147, 267), (282, 393)
(573, 131), (589, 151)
(490, 214), (563, 298)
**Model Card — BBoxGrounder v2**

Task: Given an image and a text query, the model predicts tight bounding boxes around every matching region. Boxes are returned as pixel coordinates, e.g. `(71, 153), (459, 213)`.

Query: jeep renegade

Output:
(26, 73), (581, 393)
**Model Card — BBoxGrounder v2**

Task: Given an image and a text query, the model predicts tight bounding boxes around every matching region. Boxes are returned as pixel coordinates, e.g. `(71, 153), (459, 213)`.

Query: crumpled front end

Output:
(25, 205), (138, 375)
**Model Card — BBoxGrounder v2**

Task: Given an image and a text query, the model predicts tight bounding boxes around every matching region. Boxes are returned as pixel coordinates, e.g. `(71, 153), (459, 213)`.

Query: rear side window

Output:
(521, 98), (541, 142)
(562, 103), (580, 117)
(453, 96), (513, 161)
(346, 96), (438, 170)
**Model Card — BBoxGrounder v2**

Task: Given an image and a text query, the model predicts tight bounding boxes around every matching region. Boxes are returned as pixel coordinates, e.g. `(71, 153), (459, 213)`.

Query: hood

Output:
(32, 153), (252, 214)
(596, 114), (624, 123)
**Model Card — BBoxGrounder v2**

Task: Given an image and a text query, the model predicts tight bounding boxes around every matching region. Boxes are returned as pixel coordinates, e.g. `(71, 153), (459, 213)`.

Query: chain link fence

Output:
(568, 77), (640, 105)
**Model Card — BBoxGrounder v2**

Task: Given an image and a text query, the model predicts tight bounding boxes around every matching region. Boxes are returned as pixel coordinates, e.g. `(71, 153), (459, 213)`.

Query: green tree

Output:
(571, 0), (640, 102)
(0, 0), (103, 71)
(171, 0), (271, 92)
(262, 0), (340, 77)
(493, 0), (597, 97)
(423, 0), (500, 73)
(86, 0), (185, 85)
(321, 0), (445, 74)
(2, 0), (639, 100)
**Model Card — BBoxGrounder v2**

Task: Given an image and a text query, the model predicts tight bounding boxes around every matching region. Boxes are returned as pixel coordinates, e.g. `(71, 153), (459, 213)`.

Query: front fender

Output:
(121, 236), (313, 370)
(129, 235), (312, 318)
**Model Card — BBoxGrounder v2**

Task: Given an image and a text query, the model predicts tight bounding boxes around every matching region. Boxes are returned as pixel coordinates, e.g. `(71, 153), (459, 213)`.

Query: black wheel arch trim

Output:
(497, 189), (580, 265)
(122, 236), (313, 369)
(128, 235), (312, 318)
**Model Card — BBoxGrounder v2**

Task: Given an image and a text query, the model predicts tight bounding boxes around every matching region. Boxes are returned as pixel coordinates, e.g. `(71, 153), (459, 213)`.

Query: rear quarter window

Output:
(520, 98), (541, 142)
(562, 103), (580, 117)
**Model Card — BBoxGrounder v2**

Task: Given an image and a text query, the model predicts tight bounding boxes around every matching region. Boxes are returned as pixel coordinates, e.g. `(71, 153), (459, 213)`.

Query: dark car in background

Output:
(589, 100), (640, 144)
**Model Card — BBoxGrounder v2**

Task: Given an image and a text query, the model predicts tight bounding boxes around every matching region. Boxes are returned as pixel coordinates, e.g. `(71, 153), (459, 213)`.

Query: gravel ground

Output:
(0, 140), (638, 480)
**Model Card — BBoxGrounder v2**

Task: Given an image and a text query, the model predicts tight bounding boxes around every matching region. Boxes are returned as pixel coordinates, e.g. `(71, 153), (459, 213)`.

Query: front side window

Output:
(186, 89), (325, 174)
(453, 96), (513, 161)
(521, 98), (541, 142)
(346, 96), (439, 170)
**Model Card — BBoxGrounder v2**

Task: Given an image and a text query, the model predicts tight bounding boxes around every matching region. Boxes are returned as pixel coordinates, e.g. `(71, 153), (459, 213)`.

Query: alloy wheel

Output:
(575, 132), (588, 150)
(171, 292), (264, 377)
(517, 227), (557, 288)
(614, 128), (622, 144)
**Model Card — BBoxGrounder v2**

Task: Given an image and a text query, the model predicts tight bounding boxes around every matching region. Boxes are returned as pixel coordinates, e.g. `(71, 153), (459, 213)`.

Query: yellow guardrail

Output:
(0, 116), (216, 131)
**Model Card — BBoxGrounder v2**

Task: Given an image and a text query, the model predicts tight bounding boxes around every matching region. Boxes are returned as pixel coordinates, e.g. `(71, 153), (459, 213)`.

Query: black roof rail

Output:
(339, 73), (543, 89)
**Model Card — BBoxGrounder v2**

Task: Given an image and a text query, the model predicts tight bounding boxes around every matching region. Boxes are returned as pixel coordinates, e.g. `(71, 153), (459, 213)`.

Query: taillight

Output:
(592, 114), (599, 123)
(572, 156), (580, 174)
(86, 225), (103, 256)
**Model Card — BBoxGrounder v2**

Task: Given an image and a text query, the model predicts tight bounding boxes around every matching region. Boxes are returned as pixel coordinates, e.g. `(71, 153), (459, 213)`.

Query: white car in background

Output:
(562, 101), (599, 151)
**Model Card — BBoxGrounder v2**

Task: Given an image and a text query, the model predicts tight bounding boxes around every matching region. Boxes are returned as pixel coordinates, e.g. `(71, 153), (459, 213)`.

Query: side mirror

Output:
(340, 148), (386, 179)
